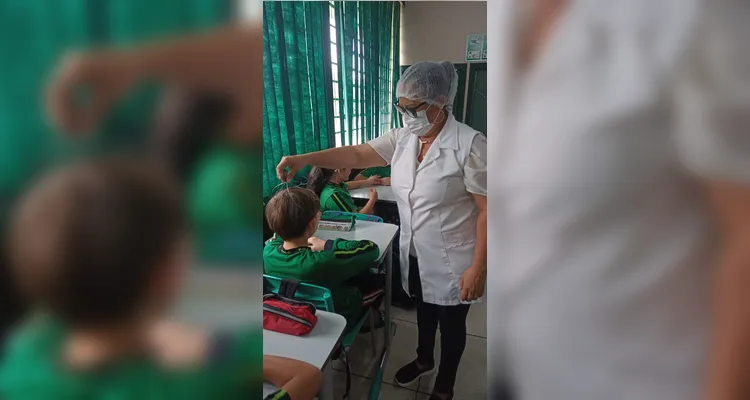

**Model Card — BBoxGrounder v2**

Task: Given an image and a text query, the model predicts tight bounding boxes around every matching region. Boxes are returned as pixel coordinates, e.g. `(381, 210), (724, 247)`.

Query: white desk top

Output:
(263, 310), (347, 368)
(263, 310), (347, 397)
(172, 269), (260, 329)
(349, 185), (397, 203)
(315, 220), (399, 262)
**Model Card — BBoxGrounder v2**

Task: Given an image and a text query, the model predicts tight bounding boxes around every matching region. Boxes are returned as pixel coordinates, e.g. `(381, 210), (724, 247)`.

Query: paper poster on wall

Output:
(466, 34), (486, 62)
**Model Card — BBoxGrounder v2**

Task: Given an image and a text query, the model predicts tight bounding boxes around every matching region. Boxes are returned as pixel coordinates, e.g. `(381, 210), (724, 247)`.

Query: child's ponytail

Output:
(307, 167), (335, 197)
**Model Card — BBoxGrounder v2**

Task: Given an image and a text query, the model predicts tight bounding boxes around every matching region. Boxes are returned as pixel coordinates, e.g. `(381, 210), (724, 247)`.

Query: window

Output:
(329, 1), (398, 148)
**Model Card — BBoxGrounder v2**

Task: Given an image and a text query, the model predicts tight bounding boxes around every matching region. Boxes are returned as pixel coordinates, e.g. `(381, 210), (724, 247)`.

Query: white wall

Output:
(239, 0), (262, 22)
(400, 1), (487, 65)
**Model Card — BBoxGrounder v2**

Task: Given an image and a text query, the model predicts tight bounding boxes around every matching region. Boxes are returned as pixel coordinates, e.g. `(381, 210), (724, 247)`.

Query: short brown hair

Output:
(265, 188), (320, 240)
(8, 158), (186, 327)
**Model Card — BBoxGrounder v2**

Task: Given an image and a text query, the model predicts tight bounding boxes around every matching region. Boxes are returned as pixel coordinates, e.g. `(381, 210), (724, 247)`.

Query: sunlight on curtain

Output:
(330, 1), (401, 147)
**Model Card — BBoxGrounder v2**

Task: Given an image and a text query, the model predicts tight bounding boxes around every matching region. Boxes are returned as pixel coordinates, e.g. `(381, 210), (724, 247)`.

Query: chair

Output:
(322, 210), (383, 223)
(263, 274), (334, 311)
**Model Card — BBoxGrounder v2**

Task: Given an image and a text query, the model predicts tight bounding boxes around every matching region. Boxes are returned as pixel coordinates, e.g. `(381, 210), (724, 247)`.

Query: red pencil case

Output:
(262, 293), (318, 336)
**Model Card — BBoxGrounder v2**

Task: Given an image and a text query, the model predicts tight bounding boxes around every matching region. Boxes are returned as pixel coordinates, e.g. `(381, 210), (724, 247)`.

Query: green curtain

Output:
(332, 1), (401, 144)
(390, 4), (401, 129)
(262, 1), (333, 197)
(0, 0), (229, 217)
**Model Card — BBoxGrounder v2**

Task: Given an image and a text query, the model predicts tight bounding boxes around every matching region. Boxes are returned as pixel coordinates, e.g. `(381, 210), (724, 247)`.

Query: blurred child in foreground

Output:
(0, 159), (260, 399)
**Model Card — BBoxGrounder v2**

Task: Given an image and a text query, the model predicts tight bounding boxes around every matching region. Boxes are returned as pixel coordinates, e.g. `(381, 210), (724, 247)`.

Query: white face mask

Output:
(403, 109), (434, 137)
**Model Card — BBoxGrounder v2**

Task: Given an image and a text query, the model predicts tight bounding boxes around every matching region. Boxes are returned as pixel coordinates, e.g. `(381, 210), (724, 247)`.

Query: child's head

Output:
(151, 89), (233, 183)
(265, 188), (321, 241)
(307, 167), (350, 197)
(8, 158), (188, 329)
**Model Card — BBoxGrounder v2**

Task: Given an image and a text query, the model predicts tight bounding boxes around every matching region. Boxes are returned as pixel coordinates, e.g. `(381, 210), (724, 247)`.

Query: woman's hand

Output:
(46, 27), (263, 141)
(276, 155), (306, 182)
(463, 194), (487, 302)
(380, 177), (391, 186)
(460, 265), (486, 302)
(366, 175), (382, 186)
(369, 187), (379, 201)
(46, 50), (140, 135)
(308, 237), (326, 252)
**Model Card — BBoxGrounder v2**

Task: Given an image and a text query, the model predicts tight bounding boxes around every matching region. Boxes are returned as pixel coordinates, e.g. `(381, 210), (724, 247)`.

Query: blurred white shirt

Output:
(489, 0), (750, 399)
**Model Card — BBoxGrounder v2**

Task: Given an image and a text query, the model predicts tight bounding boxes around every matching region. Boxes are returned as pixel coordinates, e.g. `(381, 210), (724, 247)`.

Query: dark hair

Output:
(307, 167), (336, 197)
(8, 158), (186, 327)
(150, 90), (234, 183)
(265, 188), (320, 240)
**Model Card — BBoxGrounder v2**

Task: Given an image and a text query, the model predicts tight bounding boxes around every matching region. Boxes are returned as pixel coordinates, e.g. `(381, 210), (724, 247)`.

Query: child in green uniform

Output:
(263, 188), (385, 331)
(0, 159), (260, 400)
(307, 167), (378, 215)
(354, 166), (392, 186)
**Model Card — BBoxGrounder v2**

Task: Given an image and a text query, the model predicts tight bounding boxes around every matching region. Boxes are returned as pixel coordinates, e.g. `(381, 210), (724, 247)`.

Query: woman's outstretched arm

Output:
(276, 144), (387, 182)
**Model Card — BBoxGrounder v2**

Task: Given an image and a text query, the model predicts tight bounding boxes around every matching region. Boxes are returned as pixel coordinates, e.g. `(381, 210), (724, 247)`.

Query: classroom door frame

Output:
(465, 62), (487, 134)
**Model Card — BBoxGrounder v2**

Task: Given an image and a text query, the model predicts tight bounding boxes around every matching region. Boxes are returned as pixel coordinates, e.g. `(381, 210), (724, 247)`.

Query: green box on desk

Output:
(318, 215), (355, 232)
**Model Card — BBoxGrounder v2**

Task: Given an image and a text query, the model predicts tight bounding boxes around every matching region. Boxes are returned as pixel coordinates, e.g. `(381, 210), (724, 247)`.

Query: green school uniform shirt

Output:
(319, 183), (358, 213)
(0, 317), (262, 400)
(359, 166), (391, 178)
(188, 145), (263, 264)
(263, 236), (379, 324)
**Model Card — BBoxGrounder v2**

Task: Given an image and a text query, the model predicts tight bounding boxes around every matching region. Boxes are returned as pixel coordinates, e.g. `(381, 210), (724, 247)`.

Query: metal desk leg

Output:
(321, 363), (334, 400)
(384, 243), (393, 350)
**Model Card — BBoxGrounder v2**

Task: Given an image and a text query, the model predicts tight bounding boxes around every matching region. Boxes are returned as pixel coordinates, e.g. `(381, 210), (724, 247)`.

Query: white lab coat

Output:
(489, 0), (750, 399)
(368, 114), (487, 306)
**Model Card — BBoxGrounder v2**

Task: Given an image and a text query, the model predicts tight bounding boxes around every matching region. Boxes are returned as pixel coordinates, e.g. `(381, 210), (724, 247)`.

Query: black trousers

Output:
(409, 256), (471, 394)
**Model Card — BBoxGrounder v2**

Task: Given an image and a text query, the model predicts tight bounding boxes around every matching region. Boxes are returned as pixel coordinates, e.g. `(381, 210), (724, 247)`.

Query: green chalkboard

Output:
(465, 63), (487, 135)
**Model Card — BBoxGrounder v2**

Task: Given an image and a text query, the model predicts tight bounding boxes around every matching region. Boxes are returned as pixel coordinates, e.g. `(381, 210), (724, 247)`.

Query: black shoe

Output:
(429, 390), (454, 400)
(359, 310), (385, 333)
(394, 359), (435, 387)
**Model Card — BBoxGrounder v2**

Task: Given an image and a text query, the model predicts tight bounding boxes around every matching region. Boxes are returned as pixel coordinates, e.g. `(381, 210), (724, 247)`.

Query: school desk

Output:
(172, 268), (260, 330)
(314, 220), (399, 395)
(348, 185), (397, 203)
(263, 310), (347, 399)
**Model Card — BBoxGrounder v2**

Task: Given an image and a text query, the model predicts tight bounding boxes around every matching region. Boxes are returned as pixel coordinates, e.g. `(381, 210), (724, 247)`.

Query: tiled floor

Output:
(331, 301), (487, 400)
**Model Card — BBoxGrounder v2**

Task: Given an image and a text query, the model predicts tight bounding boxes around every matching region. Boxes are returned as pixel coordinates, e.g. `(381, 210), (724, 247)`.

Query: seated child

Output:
(307, 167), (378, 215)
(353, 166), (391, 186)
(263, 188), (385, 331)
(0, 159), (260, 400)
(263, 355), (321, 400)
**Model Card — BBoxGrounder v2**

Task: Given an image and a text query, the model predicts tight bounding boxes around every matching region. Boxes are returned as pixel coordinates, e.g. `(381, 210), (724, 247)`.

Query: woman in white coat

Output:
(489, 0), (750, 399)
(277, 61), (487, 400)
